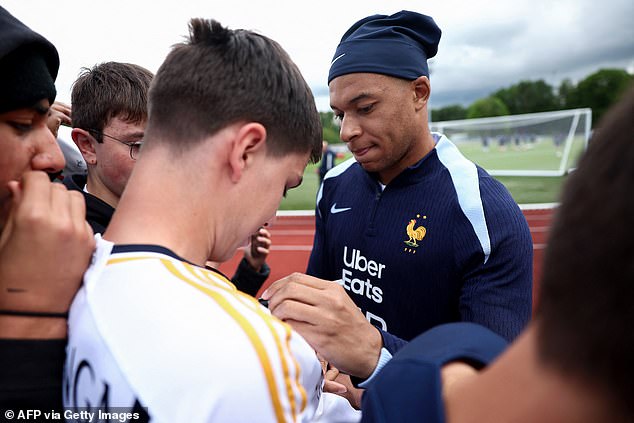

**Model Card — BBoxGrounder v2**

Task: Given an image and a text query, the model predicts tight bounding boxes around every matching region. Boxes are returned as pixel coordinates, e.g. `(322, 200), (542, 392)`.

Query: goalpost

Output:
(430, 108), (592, 177)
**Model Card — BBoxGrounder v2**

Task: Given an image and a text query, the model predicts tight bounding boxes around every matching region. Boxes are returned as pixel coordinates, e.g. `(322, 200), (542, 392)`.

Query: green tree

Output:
(431, 104), (467, 122)
(557, 78), (578, 109)
(320, 111), (341, 143)
(494, 80), (558, 114)
(574, 69), (633, 125)
(467, 96), (509, 118)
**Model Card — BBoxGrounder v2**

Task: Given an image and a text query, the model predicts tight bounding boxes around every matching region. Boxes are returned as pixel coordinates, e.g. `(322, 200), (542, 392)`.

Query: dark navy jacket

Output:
(307, 134), (532, 352)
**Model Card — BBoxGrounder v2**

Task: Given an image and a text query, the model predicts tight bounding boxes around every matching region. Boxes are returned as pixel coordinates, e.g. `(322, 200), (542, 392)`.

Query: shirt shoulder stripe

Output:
(316, 157), (357, 217)
(435, 134), (492, 263)
(180, 261), (308, 416)
(160, 258), (304, 422)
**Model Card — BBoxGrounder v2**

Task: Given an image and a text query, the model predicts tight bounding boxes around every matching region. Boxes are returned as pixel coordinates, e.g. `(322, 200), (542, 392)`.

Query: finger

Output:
(17, 171), (53, 214)
(255, 236), (272, 247)
(266, 282), (325, 310)
(262, 272), (331, 299)
(258, 227), (271, 238)
(269, 301), (330, 331)
(324, 366), (340, 381)
(256, 246), (269, 255)
(68, 190), (90, 236)
(261, 277), (290, 299)
(59, 113), (72, 127)
(52, 101), (71, 114)
(323, 379), (347, 394)
(49, 182), (71, 224)
(0, 180), (22, 247)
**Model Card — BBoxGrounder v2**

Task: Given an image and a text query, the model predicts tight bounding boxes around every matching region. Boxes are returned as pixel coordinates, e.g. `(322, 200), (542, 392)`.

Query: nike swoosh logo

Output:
(330, 53), (346, 65)
(330, 203), (352, 214)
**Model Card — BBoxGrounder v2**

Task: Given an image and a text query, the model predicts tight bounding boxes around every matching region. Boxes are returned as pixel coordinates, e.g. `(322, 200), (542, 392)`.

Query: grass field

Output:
(456, 136), (586, 172)
(279, 140), (583, 210)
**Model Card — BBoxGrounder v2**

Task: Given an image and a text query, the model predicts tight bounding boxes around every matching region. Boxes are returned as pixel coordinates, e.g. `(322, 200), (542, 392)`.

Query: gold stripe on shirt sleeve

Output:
(161, 259), (290, 423)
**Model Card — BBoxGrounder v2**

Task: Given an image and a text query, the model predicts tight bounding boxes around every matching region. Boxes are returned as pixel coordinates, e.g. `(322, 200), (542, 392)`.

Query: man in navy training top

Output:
(263, 9), (532, 401)
(360, 88), (634, 423)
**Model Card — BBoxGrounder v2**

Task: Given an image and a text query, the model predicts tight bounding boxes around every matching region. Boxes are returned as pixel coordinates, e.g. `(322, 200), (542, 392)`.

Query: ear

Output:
(228, 122), (267, 183)
(412, 76), (431, 111)
(71, 128), (98, 165)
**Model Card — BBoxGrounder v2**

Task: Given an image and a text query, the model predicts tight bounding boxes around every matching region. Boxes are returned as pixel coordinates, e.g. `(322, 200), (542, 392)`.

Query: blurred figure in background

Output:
(318, 140), (337, 183)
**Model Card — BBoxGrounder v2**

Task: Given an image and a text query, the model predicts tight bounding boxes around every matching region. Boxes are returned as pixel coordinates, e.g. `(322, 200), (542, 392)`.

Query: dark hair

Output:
(536, 87), (634, 419)
(145, 18), (322, 163)
(71, 62), (153, 141)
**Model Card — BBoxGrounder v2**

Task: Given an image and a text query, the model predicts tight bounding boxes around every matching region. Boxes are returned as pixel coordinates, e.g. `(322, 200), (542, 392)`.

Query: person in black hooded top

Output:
(0, 5), (95, 410)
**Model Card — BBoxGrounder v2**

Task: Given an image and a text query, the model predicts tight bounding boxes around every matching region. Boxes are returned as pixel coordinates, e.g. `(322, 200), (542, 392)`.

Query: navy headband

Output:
(328, 10), (441, 84)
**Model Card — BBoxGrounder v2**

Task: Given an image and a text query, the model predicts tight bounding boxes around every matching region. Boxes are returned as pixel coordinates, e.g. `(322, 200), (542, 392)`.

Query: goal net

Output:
(430, 108), (592, 176)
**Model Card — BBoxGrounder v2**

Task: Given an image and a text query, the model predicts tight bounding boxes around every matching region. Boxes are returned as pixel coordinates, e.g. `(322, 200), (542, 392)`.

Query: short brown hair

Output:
(536, 87), (634, 419)
(145, 18), (322, 163)
(71, 61), (153, 141)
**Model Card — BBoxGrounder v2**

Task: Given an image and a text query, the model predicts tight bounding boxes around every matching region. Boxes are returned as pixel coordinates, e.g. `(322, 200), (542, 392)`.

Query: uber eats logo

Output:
(339, 246), (384, 304)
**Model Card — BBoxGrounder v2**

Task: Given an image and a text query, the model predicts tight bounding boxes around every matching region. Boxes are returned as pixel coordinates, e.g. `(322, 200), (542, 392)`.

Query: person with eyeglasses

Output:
(86, 128), (143, 160)
(64, 61), (153, 234)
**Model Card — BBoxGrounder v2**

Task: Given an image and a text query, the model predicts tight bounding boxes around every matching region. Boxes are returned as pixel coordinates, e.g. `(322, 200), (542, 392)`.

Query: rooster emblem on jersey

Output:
(404, 215), (427, 247)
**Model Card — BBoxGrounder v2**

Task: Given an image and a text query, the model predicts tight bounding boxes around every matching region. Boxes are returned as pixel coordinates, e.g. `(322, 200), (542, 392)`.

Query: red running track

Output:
(218, 206), (556, 314)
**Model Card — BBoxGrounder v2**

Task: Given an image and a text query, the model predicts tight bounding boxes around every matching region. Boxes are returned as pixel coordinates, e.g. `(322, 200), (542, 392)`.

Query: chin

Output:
(359, 161), (381, 173)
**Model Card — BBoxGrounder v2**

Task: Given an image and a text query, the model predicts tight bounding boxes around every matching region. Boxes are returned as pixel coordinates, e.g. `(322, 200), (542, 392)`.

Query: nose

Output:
(339, 115), (361, 143)
(30, 126), (65, 174)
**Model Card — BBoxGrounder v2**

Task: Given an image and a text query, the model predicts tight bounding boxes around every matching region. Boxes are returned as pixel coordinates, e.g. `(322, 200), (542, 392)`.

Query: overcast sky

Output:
(4, 0), (633, 111)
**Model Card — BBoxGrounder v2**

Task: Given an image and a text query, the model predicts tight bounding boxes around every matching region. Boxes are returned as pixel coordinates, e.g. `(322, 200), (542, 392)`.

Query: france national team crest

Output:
(404, 214), (427, 253)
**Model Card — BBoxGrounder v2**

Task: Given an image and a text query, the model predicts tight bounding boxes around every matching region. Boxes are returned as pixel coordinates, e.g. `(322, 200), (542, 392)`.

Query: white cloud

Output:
(3, 0), (632, 110)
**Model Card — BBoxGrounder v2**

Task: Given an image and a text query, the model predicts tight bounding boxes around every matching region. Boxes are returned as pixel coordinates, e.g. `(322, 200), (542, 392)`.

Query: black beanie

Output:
(0, 6), (59, 114)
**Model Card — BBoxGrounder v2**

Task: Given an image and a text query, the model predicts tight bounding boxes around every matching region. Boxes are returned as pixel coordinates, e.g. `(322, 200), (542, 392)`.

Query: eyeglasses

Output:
(86, 128), (143, 160)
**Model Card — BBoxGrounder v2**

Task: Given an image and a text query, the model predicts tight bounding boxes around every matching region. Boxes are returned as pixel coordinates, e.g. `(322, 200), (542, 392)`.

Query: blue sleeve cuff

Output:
(358, 347), (392, 388)
(350, 328), (406, 387)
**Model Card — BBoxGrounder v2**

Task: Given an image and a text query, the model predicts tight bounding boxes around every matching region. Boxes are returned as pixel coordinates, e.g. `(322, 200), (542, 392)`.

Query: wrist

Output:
(245, 257), (263, 273)
(355, 347), (393, 388)
(358, 325), (384, 379)
(0, 289), (73, 315)
(0, 314), (67, 339)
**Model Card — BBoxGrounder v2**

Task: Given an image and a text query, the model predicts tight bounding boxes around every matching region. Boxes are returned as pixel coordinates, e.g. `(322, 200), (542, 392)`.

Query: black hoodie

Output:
(62, 173), (114, 234)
